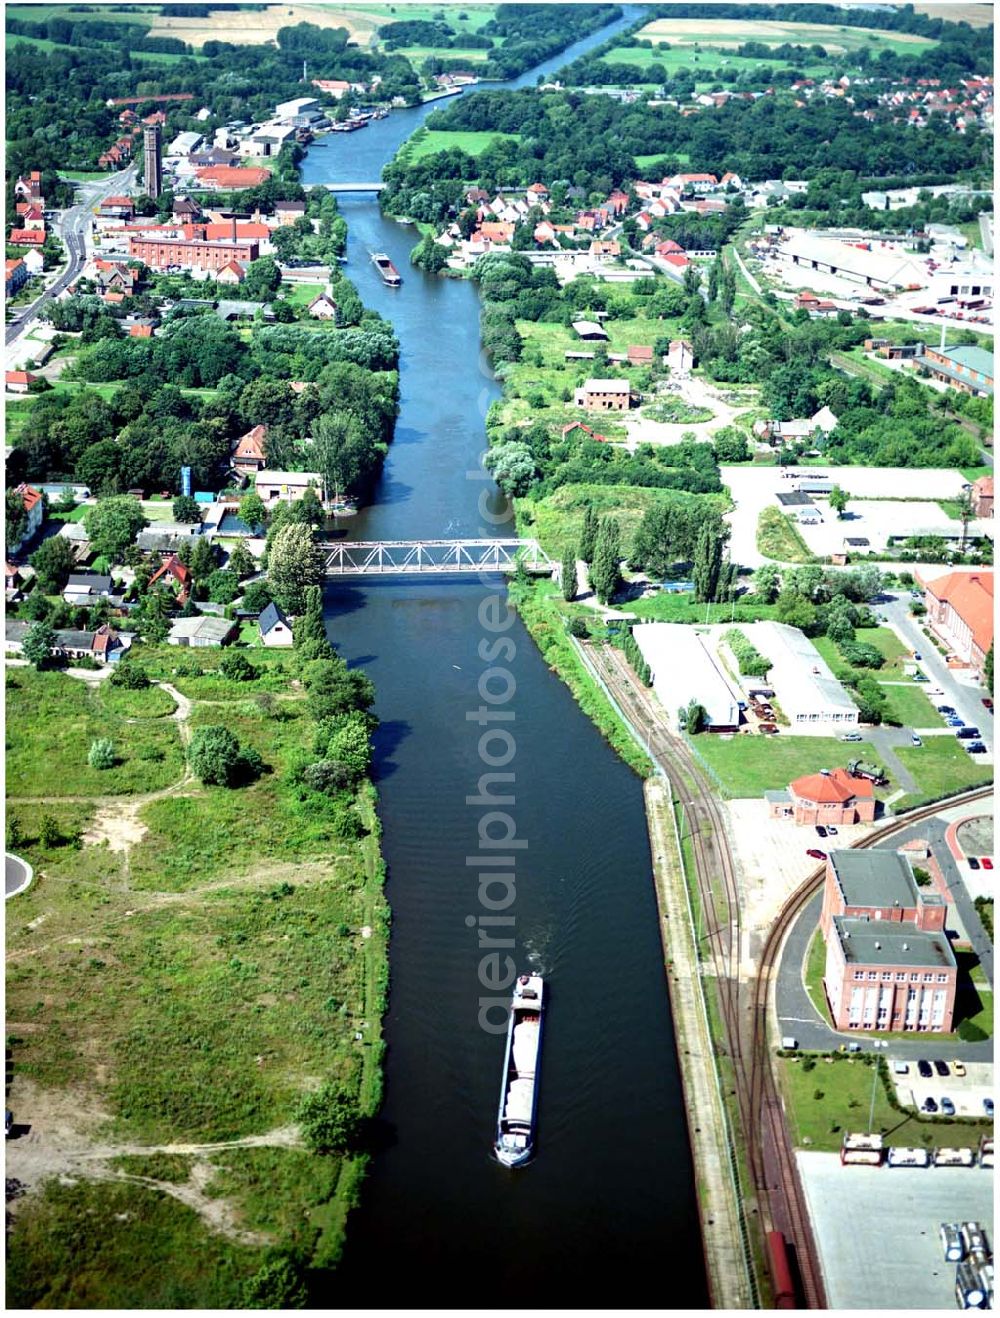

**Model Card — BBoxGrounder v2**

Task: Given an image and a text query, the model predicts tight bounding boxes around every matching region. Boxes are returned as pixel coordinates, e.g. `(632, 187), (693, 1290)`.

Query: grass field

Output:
(895, 737), (993, 805)
(813, 627), (919, 684)
(280, 281), (324, 309)
(601, 42), (815, 77)
(634, 151), (690, 171)
(405, 128), (521, 161)
(8, 4), (155, 25)
(779, 1055), (989, 1153)
(636, 17), (936, 56)
(145, 3), (405, 49)
(400, 45), (491, 63)
(875, 683), (946, 728)
(756, 506), (815, 563)
(5, 649), (388, 1303)
(626, 594), (780, 625)
(690, 733), (883, 797)
(6, 30), (202, 62)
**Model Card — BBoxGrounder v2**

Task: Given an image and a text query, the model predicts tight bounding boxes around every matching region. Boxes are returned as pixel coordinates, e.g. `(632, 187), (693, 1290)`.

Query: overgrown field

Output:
(5, 653), (387, 1305)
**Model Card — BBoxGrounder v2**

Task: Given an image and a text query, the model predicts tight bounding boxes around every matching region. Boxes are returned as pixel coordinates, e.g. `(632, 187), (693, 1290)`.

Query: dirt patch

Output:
(83, 799), (151, 853)
(912, 2), (993, 23)
(956, 814), (994, 857)
(638, 17), (931, 50)
(148, 4), (383, 49)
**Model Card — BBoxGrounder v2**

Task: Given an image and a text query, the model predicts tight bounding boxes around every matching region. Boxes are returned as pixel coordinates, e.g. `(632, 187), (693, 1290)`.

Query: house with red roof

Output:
(148, 554), (191, 602)
(216, 260), (246, 286)
(919, 570), (993, 672)
(19, 206), (45, 232)
(195, 165), (272, 190)
(6, 258), (28, 297)
(10, 483), (45, 551)
(526, 183), (549, 201)
(9, 229), (44, 247)
(627, 345), (654, 367)
(766, 767), (876, 826)
(561, 421), (609, 443)
(14, 172), (43, 202)
(232, 424), (268, 475)
(5, 370), (39, 394)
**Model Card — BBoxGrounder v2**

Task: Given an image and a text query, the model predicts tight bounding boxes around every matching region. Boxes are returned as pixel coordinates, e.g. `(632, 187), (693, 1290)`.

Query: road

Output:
(5, 166), (135, 349)
(879, 591), (993, 758)
(5, 853), (33, 899)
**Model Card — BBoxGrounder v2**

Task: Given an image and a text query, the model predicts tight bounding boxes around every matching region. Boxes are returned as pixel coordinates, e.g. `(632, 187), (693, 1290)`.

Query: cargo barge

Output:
(371, 251), (402, 287)
(494, 973), (544, 1168)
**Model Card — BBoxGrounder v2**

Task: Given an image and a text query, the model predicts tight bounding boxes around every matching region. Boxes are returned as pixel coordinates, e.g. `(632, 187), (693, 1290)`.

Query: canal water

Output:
(302, 11), (708, 1306)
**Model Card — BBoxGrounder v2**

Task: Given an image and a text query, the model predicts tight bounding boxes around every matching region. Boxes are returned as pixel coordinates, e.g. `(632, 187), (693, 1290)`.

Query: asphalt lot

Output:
(5, 853), (32, 899)
(797, 1151), (994, 1310)
(895, 1060), (993, 1119)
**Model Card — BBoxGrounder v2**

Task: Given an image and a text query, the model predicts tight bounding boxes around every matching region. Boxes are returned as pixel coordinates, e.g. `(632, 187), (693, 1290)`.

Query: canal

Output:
(302, 11), (709, 1306)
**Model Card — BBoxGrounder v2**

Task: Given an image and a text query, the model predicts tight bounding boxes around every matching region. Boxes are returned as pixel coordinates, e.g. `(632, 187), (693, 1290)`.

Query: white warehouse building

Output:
(741, 622), (859, 732)
(633, 624), (742, 730)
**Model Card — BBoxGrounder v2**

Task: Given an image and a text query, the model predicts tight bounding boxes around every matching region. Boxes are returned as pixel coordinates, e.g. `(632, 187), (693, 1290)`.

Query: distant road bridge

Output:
(308, 182), (386, 194)
(319, 539), (554, 577)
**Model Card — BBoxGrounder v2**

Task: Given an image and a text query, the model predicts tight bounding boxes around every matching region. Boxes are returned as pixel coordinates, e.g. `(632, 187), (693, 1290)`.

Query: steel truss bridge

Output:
(318, 539), (555, 577)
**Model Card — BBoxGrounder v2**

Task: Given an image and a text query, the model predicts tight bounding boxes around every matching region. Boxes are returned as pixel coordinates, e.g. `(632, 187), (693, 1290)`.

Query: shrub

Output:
(187, 725), (261, 787)
(725, 628), (771, 677)
(295, 1080), (360, 1154)
(88, 738), (116, 770)
(38, 814), (62, 848)
(219, 651), (258, 683)
(568, 616), (589, 639)
(110, 661), (150, 689)
(303, 759), (352, 795)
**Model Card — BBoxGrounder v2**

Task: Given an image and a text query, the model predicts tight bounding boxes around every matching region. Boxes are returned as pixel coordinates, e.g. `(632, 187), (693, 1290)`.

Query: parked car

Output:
(940, 1097), (956, 1117)
(982, 858), (993, 870)
(840, 732), (864, 743)
(806, 848), (827, 861)
(956, 727), (981, 740)
(913, 651), (922, 661)
(923, 1097), (939, 1114)
(827, 825), (838, 836)
(815, 825), (828, 838)
(984, 1097), (994, 1118)
(4, 1110), (10, 1139)
(911, 734), (922, 747)
(913, 671), (928, 682)
(917, 1059), (933, 1078)
(934, 1059), (950, 1077)
(966, 742), (987, 754)
(983, 697), (994, 712)
(969, 857), (981, 870)
(939, 705), (957, 715)
(952, 1060), (967, 1077)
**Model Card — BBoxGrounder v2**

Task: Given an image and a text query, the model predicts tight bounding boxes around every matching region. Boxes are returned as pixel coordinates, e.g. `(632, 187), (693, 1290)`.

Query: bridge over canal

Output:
(307, 182), (387, 194)
(319, 539), (554, 577)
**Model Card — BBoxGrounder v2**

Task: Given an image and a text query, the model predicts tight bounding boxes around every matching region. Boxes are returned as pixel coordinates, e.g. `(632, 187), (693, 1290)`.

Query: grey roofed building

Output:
(777, 491), (814, 508)
(828, 849), (919, 911)
(167, 615), (236, 646)
(57, 521), (90, 543)
(66, 572), (113, 594)
(137, 530), (199, 553)
(832, 916), (956, 969)
(215, 299), (274, 322)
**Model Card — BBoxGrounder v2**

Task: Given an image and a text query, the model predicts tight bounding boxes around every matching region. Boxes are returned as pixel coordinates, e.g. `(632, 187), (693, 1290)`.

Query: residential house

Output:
(572, 319), (609, 342)
(91, 624), (131, 664)
(534, 221), (558, 247)
(21, 250), (44, 277)
(753, 406), (839, 444)
(5, 562), (23, 596)
(573, 379), (633, 412)
(6, 259), (28, 296)
(216, 260), (245, 285)
(589, 239), (621, 259)
(274, 199), (306, 225)
(971, 475), (993, 519)
(920, 570), (993, 671)
(19, 206), (45, 232)
(793, 290), (838, 315)
(129, 324), (154, 338)
(9, 229), (45, 247)
(307, 291), (339, 320)
(766, 767), (876, 826)
(820, 849), (956, 1033)
(148, 554), (192, 602)
(172, 195), (201, 221)
(561, 421), (608, 443)
(232, 424), (268, 476)
(5, 371), (39, 394)
(258, 601), (294, 647)
(666, 339), (695, 375)
(14, 172), (44, 203)
(63, 572), (114, 606)
(254, 470), (323, 506)
(666, 172), (718, 194)
(10, 483), (44, 551)
(167, 615), (237, 647)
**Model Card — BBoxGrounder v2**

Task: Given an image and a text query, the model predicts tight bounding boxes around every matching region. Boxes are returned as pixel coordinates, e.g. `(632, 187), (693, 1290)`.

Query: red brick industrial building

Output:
(766, 767), (876, 826)
(127, 235), (259, 272)
(820, 850), (957, 1033)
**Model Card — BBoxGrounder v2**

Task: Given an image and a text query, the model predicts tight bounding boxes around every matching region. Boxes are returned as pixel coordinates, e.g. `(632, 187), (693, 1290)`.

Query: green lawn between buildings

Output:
(689, 734), (884, 798)
(895, 737), (993, 806)
(5, 652), (387, 1306)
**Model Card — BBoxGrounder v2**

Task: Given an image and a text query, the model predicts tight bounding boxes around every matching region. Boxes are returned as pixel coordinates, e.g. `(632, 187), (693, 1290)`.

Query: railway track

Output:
(584, 639), (992, 1308)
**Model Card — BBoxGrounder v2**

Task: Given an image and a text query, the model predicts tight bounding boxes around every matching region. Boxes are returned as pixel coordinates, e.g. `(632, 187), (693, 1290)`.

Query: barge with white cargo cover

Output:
(494, 973), (544, 1168)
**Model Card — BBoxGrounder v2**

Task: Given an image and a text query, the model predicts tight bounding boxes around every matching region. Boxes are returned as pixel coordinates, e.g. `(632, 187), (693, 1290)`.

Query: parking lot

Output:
(793, 497), (993, 559)
(798, 1151), (994, 1310)
(892, 1060), (994, 1119)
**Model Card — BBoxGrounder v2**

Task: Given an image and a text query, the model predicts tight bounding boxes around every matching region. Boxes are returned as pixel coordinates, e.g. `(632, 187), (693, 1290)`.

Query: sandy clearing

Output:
(149, 4), (383, 49)
(911, 2), (994, 24)
(638, 17), (932, 50)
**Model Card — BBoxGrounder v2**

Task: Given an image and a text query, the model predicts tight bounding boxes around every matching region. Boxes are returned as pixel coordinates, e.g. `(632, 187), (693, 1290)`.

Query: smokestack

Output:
(232, 215), (237, 244)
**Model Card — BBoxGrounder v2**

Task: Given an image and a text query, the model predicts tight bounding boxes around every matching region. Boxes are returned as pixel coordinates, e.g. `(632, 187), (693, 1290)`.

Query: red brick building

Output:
(821, 850), (956, 1033)
(766, 767), (876, 826)
(920, 569), (993, 672)
(971, 475), (994, 519)
(127, 235), (259, 273)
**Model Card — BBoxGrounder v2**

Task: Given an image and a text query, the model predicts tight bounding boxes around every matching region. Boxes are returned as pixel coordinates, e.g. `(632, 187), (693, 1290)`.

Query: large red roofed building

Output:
(767, 767), (876, 826)
(127, 234), (260, 272)
(195, 165), (272, 191)
(9, 229), (44, 247)
(919, 570), (993, 672)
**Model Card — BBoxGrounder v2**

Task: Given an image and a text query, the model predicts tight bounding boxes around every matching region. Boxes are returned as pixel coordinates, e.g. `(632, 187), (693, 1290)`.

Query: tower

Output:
(143, 123), (162, 199)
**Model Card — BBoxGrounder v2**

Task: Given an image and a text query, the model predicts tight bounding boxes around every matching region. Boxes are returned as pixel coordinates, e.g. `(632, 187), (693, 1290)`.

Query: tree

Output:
(172, 494), (202, 523)
(110, 661), (150, 689)
(6, 813), (24, 850)
(38, 814), (62, 848)
(22, 621), (56, 669)
(296, 584), (328, 650)
(88, 737), (116, 770)
(188, 724), (258, 787)
(295, 1080), (360, 1154)
(590, 516), (621, 605)
(188, 536), (217, 583)
(775, 589), (818, 632)
(693, 520), (724, 603)
(754, 563), (781, 604)
(227, 539), (255, 580)
(679, 699), (706, 734)
(484, 441), (536, 498)
(828, 485), (849, 519)
(243, 256), (282, 300)
(269, 522), (325, 615)
(83, 496), (148, 562)
(205, 568), (241, 604)
(29, 535), (76, 594)
(238, 492), (268, 534)
(712, 426), (750, 463)
(956, 487), (975, 550)
(579, 503), (599, 564)
(561, 546), (577, 602)
(985, 642), (993, 693)
(242, 1256), (308, 1310)
(242, 579), (274, 615)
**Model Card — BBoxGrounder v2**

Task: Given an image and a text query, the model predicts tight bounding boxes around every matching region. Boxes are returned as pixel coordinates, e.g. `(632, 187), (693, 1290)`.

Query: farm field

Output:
(635, 17), (936, 56)
(8, 4), (156, 25)
(601, 43), (816, 77)
(147, 3), (385, 48)
(350, 3), (498, 32)
(6, 30), (204, 62)
(405, 128), (520, 161)
(399, 45), (491, 63)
